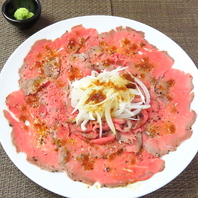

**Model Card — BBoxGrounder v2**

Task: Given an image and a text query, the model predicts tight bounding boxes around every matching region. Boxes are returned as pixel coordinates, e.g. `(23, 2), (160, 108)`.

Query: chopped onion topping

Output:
(69, 67), (150, 137)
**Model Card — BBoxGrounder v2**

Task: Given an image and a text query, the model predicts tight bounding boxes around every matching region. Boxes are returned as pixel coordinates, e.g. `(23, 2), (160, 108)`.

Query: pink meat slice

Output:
(143, 69), (196, 156)
(50, 25), (100, 82)
(53, 128), (165, 187)
(36, 82), (69, 125)
(98, 26), (157, 53)
(4, 90), (62, 171)
(49, 25), (99, 55)
(98, 26), (174, 75)
(19, 39), (52, 88)
(19, 25), (99, 92)
(63, 148), (165, 187)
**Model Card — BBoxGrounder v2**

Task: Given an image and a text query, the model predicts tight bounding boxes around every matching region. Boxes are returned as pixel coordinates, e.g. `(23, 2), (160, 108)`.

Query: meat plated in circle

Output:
(4, 25), (196, 187)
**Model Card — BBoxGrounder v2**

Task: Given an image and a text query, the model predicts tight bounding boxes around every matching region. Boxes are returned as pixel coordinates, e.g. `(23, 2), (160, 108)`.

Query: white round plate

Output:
(0, 15), (197, 198)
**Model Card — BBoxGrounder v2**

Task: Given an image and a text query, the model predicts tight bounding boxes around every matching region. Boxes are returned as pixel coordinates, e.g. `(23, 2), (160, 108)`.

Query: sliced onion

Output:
(96, 111), (103, 138)
(81, 119), (89, 131)
(134, 76), (150, 105)
(105, 100), (116, 135)
(69, 66), (151, 137)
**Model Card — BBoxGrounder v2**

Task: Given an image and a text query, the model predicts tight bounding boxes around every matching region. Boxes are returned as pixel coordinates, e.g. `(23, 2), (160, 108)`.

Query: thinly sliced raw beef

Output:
(142, 69), (196, 156)
(64, 148), (164, 187)
(4, 25), (195, 187)
(52, 127), (165, 187)
(4, 90), (62, 171)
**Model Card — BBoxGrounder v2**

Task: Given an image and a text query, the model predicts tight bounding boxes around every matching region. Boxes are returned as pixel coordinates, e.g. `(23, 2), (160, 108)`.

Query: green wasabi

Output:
(14, 8), (34, 20)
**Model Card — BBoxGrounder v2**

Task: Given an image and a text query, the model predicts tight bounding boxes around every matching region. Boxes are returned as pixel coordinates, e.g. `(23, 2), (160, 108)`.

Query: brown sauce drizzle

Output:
(148, 120), (176, 137)
(107, 149), (123, 161)
(135, 57), (154, 72)
(67, 39), (76, 52)
(33, 120), (48, 136)
(85, 90), (106, 105)
(25, 95), (39, 107)
(33, 45), (60, 76)
(19, 114), (27, 123)
(122, 73), (135, 82)
(66, 37), (86, 53)
(77, 154), (95, 170)
(67, 65), (82, 81)
(102, 58), (111, 67)
(99, 41), (117, 54)
(155, 78), (175, 98)
(166, 79), (175, 88)
(122, 73), (136, 89)
(121, 38), (139, 55)
(97, 79), (128, 91)
(61, 149), (71, 164)
(165, 121), (176, 134)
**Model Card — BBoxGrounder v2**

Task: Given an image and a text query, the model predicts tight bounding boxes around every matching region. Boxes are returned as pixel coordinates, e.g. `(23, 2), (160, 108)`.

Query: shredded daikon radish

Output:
(69, 67), (150, 137)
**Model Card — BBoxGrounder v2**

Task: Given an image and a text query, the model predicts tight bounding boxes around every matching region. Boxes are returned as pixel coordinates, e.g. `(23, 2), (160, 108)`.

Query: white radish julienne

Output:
(69, 67), (150, 138)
